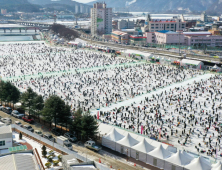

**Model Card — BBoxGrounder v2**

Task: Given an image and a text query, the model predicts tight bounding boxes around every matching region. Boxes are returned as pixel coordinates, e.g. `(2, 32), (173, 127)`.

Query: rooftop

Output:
(0, 125), (12, 139)
(0, 152), (38, 170)
(157, 30), (179, 34)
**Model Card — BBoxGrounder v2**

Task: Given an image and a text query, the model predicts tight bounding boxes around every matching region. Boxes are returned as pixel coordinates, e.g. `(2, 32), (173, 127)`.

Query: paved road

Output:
(0, 110), (151, 170)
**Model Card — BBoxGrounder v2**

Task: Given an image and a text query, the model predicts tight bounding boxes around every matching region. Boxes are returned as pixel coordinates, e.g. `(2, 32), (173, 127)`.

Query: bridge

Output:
(8, 20), (52, 27)
(0, 26), (50, 33)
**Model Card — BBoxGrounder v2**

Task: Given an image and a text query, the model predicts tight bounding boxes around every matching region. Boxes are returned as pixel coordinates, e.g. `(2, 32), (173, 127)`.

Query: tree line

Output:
(51, 24), (80, 41)
(0, 80), (98, 140)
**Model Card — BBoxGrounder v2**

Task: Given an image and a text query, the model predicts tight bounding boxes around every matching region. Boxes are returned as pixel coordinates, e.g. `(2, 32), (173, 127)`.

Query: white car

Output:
(1, 118), (12, 124)
(12, 110), (24, 119)
(15, 121), (23, 127)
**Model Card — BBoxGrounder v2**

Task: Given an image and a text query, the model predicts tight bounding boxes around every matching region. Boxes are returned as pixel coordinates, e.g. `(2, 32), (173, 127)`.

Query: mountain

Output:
(207, 0), (222, 15)
(0, 0), (41, 12)
(28, 0), (91, 6)
(87, 0), (218, 13)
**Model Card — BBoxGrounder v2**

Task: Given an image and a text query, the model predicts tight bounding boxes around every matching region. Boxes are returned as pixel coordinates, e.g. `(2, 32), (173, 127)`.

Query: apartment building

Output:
(91, 2), (112, 36)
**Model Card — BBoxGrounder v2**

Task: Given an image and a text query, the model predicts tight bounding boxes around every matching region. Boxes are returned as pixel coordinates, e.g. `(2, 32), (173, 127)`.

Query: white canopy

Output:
(116, 133), (139, 147)
(147, 144), (171, 159)
(212, 64), (220, 70)
(181, 59), (203, 66)
(212, 164), (222, 170)
(103, 128), (125, 142)
(165, 150), (194, 166)
(184, 156), (212, 170)
(212, 161), (221, 168)
(131, 138), (155, 153)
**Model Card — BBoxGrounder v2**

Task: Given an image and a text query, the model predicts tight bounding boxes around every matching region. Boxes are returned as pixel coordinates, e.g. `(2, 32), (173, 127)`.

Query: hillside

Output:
(207, 0), (222, 15)
(88, 0), (218, 13)
(28, 0), (91, 7)
(0, 0), (41, 12)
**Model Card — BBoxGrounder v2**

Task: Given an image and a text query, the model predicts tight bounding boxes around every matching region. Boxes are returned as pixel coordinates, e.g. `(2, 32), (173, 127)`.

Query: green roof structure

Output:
(9, 145), (27, 152)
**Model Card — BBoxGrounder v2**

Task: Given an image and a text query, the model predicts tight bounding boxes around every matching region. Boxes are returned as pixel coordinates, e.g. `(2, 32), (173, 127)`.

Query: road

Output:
(0, 110), (152, 170)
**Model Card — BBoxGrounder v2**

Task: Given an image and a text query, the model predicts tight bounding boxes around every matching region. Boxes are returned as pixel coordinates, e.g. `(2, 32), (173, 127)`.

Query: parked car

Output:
(34, 130), (43, 137)
(0, 106), (4, 111)
(84, 140), (101, 152)
(3, 107), (12, 114)
(12, 110), (24, 119)
(43, 134), (56, 142)
(15, 121), (23, 127)
(51, 127), (62, 136)
(22, 116), (34, 123)
(64, 132), (77, 143)
(23, 125), (34, 132)
(1, 118), (12, 124)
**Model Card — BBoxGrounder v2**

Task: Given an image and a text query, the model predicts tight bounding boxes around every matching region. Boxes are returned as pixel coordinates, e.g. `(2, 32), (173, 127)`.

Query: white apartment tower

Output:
(91, 2), (112, 36)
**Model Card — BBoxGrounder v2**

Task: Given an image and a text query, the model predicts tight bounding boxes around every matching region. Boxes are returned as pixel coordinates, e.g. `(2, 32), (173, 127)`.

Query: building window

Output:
(0, 141), (5, 146)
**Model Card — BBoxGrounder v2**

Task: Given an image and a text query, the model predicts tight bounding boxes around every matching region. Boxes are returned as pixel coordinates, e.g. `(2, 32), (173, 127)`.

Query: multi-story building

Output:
(80, 4), (85, 13)
(185, 35), (222, 47)
(200, 12), (208, 22)
(75, 5), (79, 14)
(118, 19), (134, 30)
(91, 2), (112, 36)
(1, 9), (7, 15)
(145, 30), (185, 45)
(143, 14), (186, 32)
(111, 30), (129, 44)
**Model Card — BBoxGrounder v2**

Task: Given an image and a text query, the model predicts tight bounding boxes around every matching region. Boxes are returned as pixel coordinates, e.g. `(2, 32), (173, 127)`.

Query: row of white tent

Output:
(101, 126), (221, 170)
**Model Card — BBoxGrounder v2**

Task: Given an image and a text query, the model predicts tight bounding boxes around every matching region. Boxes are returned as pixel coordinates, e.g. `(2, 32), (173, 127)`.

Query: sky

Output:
(73, 0), (95, 3)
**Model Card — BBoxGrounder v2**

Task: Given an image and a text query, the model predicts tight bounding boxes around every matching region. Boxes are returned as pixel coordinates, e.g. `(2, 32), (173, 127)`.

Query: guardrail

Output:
(11, 124), (110, 170)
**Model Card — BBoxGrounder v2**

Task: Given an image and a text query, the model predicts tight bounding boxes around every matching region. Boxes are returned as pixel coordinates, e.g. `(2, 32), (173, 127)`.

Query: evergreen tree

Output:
(19, 132), (22, 140)
(70, 108), (82, 139)
(81, 112), (99, 140)
(42, 145), (47, 158)
(42, 95), (66, 128)
(33, 95), (44, 121)
(20, 87), (37, 115)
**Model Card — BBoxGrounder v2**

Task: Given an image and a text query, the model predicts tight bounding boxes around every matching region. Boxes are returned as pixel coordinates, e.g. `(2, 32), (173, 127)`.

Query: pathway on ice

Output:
(2, 61), (145, 81)
(91, 73), (213, 115)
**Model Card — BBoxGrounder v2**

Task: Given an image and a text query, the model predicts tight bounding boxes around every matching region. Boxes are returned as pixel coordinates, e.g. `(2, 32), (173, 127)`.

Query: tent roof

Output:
(212, 161), (221, 168)
(131, 138), (155, 153)
(147, 144), (171, 159)
(212, 64), (220, 69)
(184, 156), (212, 170)
(116, 133), (139, 147)
(165, 150), (194, 166)
(103, 128), (125, 142)
(181, 59), (202, 66)
(212, 164), (222, 170)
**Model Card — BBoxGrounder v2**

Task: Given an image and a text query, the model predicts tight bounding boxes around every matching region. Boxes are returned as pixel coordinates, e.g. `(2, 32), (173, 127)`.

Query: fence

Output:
(11, 124), (111, 170)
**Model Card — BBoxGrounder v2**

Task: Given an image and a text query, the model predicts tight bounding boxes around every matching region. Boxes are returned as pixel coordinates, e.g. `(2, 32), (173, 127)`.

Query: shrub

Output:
(45, 162), (51, 168)
(47, 155), (53, 163)
(58, 154), (62, 162)
(53, 160), (59, 166)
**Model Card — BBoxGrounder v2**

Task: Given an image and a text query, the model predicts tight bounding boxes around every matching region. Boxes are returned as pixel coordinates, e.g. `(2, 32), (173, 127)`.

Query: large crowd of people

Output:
(1, 42), (222, 160)
(100, 75), (222, 159)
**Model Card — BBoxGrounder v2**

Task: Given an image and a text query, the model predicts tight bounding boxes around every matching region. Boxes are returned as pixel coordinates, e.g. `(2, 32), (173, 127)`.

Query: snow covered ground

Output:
(13, 132), (62, 170)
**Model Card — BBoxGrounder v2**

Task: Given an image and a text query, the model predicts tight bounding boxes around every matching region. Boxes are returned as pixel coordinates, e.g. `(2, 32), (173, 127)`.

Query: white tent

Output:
(166, 145), (177, 153)
(211, 64), (221, 72)
(212, 161), (221, 169)
(115, 133), (139, 156)
(184, 156), (212, 170)
(130, 138), (155, 162)
(164, 150), (194, 170)
(146, 144), (172, 169)
(102, 128), (125, 150)
(180, 59), (204, 70)
(212, 164), (222, 170)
